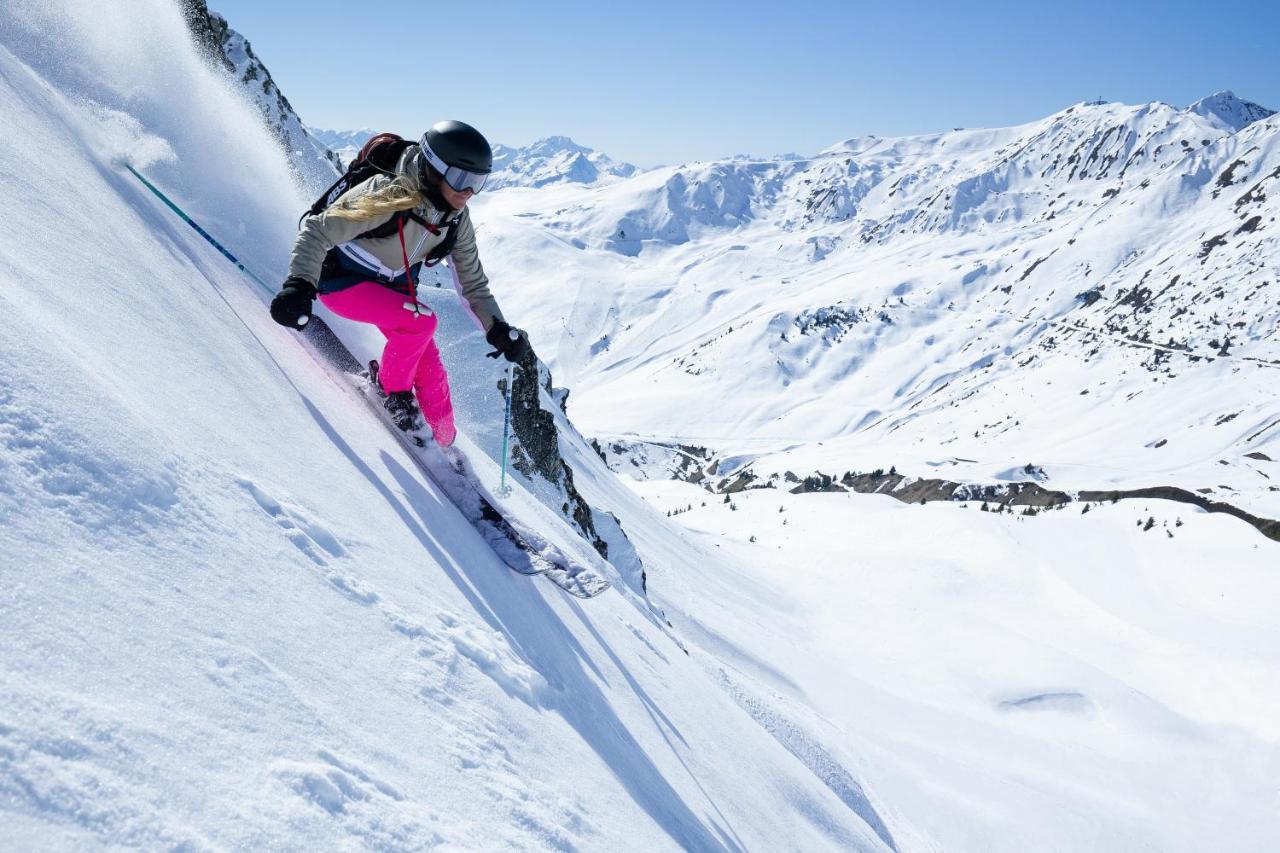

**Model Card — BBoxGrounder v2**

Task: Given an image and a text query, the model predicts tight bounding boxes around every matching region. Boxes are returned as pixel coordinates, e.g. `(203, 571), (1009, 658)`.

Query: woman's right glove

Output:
(270, 277), (316, 329)
(485, 320), (534, 363)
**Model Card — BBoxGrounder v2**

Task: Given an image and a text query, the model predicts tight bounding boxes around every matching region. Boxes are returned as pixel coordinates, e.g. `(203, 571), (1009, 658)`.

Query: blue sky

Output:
(208, 0), (1280, 167)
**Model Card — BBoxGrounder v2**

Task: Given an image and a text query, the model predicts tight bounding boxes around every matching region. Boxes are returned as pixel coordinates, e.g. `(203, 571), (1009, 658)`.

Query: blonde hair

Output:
(328, 178), (423, 221)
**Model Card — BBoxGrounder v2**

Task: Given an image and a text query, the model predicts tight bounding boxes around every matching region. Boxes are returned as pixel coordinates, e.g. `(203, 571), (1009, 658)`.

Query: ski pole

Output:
(499, 359), (516, 496)
(120, 162), (274, 295)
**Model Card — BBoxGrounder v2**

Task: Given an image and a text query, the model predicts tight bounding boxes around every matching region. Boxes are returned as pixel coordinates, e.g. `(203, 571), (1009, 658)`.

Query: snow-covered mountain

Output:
(1187, 89), (1275, 132)
(309, 127), (375, 168)
(182, 0), (340, 192)
(476, 91), (1280, 527)
(489, 136), (640, 190)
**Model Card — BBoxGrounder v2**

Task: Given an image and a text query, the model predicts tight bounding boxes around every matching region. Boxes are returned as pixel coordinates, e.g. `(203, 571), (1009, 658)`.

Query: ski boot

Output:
(368, 360), (426, 445)
(383, 390), (424, 433)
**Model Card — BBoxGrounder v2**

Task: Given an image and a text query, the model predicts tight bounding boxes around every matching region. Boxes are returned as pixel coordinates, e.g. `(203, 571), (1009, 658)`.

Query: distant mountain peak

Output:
(488, 136), (640, 190)
(1186, 90), (1276, 132)
(529, 135), (583, 150)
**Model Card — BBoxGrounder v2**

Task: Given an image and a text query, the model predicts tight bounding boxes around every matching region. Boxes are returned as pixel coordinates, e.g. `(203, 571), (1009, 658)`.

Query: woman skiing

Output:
(269, 120), (530, 447)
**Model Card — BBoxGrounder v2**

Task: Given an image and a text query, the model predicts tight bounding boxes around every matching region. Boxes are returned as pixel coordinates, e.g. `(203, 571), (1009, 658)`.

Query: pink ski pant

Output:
(318, 282), (454, 430)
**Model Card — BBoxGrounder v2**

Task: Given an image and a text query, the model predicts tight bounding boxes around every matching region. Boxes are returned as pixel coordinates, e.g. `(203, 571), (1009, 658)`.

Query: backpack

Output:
(304, 132), (459, 265)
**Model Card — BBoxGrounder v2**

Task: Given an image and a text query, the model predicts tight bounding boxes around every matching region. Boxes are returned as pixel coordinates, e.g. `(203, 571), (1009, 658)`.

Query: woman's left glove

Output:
(485, 320), (534, 363)
(270, 277), (316, 329)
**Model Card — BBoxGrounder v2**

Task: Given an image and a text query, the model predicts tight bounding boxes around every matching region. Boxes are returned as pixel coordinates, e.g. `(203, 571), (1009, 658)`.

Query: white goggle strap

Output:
(419, 135), (487, 194)
(419, 135), (451, 175)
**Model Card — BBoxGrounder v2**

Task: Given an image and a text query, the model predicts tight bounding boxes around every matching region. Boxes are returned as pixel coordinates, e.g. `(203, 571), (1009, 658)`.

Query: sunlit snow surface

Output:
(631, 480), (1280, 851)
(2, 1), (1279, 851)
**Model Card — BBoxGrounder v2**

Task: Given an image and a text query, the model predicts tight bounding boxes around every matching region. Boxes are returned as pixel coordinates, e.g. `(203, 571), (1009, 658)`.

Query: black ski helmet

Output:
(422, 120), (493, 175)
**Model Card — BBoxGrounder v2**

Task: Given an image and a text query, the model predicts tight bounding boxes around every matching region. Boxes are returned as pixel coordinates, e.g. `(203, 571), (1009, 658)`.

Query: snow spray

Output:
(119, 160), (275, 295)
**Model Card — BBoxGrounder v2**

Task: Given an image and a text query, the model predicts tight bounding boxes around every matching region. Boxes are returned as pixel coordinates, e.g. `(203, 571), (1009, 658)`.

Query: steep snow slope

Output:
(0, 3), (889, 850)
(476, 94), (1280, 519)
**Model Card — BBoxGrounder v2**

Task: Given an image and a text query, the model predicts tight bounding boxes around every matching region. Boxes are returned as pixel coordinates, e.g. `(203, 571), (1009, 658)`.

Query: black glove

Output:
(485, 320), (533, 363)
(270, 277), (316, 329)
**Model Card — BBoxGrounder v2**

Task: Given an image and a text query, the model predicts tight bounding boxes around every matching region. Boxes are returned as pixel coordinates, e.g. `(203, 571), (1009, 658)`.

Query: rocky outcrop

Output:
(773, 467), (1280, 542)
(506, 353), (609, 560)
(180, 0), (233, 72)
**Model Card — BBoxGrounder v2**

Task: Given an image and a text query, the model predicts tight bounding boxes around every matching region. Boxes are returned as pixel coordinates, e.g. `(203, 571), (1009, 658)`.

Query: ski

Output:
(302, 318), (609, 599)
(438, 443), (612, 600)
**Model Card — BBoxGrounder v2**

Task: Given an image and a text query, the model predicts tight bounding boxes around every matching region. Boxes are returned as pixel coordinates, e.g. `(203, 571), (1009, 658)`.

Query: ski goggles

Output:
(419, 135), (489, 195)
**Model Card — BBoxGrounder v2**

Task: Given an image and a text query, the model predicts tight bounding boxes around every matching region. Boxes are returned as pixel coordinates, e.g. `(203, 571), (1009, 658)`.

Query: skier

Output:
(269, 120), (532, 447)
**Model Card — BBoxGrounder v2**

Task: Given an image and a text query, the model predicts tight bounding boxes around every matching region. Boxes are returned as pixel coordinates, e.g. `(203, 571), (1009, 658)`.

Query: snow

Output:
(630, 482), (1280, 851)
(3, 1), (1280, 850)
(1186, 90), (1276, 133)
(209, 11), (341, 192)
(0, 3), (889, 850)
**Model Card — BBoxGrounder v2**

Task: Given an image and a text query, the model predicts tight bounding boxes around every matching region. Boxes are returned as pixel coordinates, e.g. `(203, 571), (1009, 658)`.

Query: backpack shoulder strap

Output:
(423, 216), (461, 266)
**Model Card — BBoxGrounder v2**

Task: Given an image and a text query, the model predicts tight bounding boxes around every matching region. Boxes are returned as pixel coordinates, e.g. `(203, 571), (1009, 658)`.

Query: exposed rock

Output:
(507, 353), (609, 560)
(712, 463), (1280, 543)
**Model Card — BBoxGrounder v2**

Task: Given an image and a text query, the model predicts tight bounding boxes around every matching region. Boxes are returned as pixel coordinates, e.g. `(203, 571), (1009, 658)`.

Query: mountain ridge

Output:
(474, 93), (1280, 522)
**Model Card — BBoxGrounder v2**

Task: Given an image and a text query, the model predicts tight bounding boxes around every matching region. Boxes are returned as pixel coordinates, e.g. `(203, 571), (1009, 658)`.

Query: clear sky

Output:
(206, 0), (1280, 167)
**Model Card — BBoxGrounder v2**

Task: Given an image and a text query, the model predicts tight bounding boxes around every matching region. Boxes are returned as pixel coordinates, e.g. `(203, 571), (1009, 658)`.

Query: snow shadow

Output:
(997, 691), (1094, 714)
(382, 457), (749, 853)
(714, 668), (897, 851)
(299, 400), (458, 578)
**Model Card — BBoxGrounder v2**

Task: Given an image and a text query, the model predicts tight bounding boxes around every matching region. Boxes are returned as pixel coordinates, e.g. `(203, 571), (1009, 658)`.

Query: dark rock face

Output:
(506, 352), (609, 561)
(179, 1), (232, 72)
